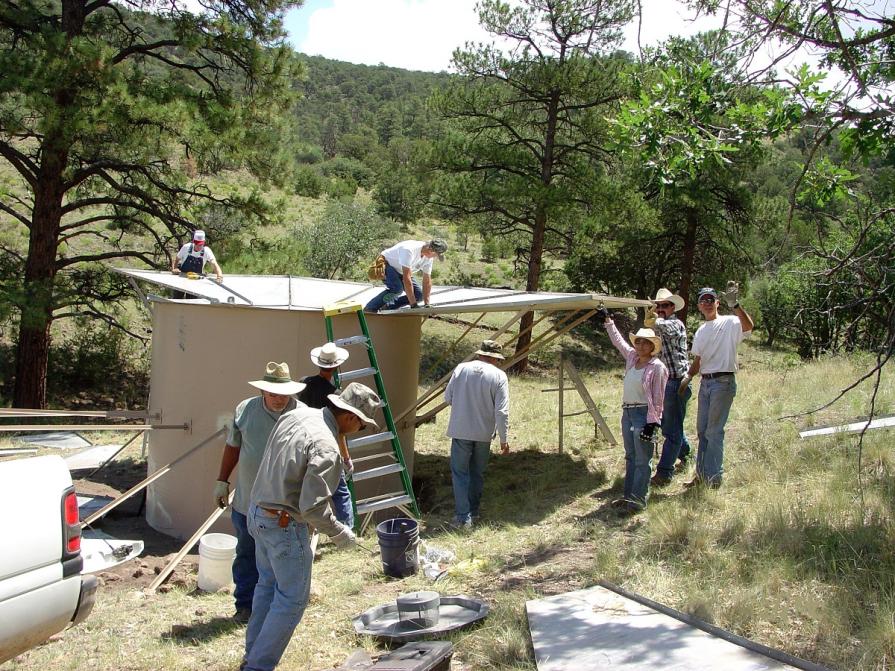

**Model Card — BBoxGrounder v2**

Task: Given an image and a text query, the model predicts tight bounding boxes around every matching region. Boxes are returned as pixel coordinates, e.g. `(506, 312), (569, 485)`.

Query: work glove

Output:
(639, 422), (660, 443)
(213, 480), (230, 509)
(677, 376), (691, 397)
(595, 307), (610, 325)
(722, 280), (740, 309)
(644, 305), (657, 327)
(342, 457), (354, 479)
(408, 302), (420, 309)
(331, 523), (356, 550)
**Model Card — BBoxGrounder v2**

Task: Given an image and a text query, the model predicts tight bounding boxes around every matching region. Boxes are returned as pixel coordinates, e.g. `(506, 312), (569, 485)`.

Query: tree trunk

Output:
(511, 91), (559, 373)
(512, 209), (547, 372)
(13, 149), (66, 408)
(678, 207), (699, 322)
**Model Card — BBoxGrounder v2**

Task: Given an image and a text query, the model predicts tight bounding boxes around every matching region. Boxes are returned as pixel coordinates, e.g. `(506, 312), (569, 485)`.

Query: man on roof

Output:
(171, 229), (223, 282)
(364, 238), (447, 312)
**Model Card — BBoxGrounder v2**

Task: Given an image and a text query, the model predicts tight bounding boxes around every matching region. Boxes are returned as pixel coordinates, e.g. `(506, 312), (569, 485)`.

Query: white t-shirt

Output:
(381, 240), (433, 275)
(692, 315), (750, 374)
(176, 242), (217, 266)
(622, 366), (647, 404)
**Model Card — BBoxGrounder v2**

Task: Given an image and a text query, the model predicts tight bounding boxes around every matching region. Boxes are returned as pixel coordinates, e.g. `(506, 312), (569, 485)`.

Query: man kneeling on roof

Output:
(241, 383), (378, 671)
(364, 238), (447, 312)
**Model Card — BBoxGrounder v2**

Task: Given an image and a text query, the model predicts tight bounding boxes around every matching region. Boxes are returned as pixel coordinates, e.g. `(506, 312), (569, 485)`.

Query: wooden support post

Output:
(80, 427), (226, 527)
(394, 309), (527, 425)
(563, 360), (617, 446)
(419, 312), (486, 382)
(415, 309), (598, 426)
(558, 352), (564, 454)
(145, 488), (235, 593)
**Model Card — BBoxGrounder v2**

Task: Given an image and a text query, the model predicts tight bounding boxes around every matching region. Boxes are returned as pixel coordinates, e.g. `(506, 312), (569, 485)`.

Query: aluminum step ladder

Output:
(323, 300), (420, 534)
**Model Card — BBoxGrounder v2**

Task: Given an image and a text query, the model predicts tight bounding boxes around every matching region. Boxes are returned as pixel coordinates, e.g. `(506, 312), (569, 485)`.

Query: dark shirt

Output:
(298, 374), (337, 409)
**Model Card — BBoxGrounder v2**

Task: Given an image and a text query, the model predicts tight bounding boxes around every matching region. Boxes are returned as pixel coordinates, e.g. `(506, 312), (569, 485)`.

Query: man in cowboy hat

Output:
(364, 238), (448, 312)
(644, 288), (693, 485)
(679, 282), (754, 488)
(243, 383), (377, 671)
(444, 340), (510, 528)
(171, 229), (223, 282)
(298, 342), (354, 528)
(213, 362), (305, 623)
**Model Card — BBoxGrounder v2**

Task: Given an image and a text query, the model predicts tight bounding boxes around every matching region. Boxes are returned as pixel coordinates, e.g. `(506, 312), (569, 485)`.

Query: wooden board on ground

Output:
(526, 585), (822, 671)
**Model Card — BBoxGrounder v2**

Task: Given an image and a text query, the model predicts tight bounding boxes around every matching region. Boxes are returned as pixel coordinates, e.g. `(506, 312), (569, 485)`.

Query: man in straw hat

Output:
(364, 238), (447, 312)
(599, 308), (668, 513)
(444, 340), (510, 529)
(298, 341), (354, 528)
(213, 362), (305, 624)
(679, 282), (754, 489)
(644, 288), (693, 486)
(242, 382), (377, 671)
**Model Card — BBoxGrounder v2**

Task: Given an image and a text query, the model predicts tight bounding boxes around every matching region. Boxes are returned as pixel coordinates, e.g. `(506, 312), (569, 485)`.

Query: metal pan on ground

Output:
(353, 594), (489, 642)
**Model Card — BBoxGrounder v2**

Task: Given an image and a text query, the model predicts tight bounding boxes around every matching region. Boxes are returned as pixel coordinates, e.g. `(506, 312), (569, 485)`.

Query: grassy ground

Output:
(6, 327), (895, 670)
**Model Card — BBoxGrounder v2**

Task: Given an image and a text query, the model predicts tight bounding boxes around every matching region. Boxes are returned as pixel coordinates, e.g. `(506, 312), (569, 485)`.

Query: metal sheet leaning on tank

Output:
(352, 595), (489, 641)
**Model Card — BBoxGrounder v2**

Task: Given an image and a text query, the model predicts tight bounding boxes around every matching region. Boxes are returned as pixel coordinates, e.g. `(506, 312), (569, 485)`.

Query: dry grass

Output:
(6, 333), (895, 670)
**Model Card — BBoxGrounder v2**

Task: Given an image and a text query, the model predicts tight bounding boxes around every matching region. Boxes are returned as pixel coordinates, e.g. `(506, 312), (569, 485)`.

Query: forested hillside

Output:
(0, 0), (892, 409)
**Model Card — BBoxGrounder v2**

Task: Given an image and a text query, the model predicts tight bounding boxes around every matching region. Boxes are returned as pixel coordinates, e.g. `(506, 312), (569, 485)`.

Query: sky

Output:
(284, 0), (722, 73)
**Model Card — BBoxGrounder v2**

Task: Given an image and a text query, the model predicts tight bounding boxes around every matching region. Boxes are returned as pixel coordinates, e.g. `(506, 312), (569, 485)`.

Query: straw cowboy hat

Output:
(629, 328), (662, 354)
(310, 342), (349, 369)
(249, 361), (306, 395)
(475, 340), (505, 360)
(328, 383), (380, 430)
(651, 287), (685, 312)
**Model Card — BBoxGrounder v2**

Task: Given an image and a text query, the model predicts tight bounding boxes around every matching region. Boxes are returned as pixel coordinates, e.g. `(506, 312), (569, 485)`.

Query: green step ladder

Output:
(323, 300), (420, 534)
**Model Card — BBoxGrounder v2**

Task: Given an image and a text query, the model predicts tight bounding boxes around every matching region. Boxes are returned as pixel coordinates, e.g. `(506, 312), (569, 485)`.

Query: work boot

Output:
(650, 474), (673, 488)
(233, 607), (251, 624)
(610, 498), (628, 509)
(683, 475), (702, 489)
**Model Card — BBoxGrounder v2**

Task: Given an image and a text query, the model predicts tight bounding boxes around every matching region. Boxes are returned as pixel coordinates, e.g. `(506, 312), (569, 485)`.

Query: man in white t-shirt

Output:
(678, 282), (754, 488)
(171, 229), (223, 282)
(364, 238), (447, 312)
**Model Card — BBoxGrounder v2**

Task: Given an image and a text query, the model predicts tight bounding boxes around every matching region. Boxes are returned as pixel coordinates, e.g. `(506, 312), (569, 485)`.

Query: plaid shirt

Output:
(654, 316), (689, 379)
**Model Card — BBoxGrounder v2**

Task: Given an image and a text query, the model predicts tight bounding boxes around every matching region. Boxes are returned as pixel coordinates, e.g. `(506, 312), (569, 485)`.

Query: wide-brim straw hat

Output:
(310, 342), (349, 369)
(328, 383), (380, 430)
(629, 328), (662, 354)
(652, 288), (685, 312)
(249, 361), (306, 395)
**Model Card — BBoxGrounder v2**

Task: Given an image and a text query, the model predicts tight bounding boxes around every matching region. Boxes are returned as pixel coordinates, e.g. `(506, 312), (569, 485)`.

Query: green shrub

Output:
(324, 177), (357, 200)
(319, 157), (375, 189)
(294, 165), (324, 198)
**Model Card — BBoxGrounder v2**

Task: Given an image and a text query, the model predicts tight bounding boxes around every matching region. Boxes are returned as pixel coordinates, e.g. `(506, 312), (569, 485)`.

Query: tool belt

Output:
(367, 254), (386, 281)
(260, 506), (292, 528)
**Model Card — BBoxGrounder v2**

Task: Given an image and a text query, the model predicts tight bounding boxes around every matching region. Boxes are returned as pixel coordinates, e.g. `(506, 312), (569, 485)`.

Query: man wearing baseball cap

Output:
(242, 383), (378, 671)
(364, 238), (447, 312)
(678, 282), (754, 489)
(212, 362), (304, 623)
(171, 229), (224, 282)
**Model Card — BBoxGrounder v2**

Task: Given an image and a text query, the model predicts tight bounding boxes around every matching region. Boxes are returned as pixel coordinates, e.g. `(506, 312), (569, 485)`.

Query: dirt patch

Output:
(73, 458), (199, 592)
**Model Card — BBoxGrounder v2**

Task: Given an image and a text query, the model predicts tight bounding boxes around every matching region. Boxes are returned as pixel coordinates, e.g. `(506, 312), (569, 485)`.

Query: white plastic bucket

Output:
(197, 533), (237, 592)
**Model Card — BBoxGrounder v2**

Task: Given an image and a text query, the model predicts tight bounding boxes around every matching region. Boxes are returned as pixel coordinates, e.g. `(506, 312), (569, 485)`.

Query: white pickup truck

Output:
(0, 454), (98, 663)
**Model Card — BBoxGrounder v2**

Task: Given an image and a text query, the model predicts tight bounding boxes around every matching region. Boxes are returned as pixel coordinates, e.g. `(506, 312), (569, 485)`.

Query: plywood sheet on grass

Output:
(526, 586), (799, 671)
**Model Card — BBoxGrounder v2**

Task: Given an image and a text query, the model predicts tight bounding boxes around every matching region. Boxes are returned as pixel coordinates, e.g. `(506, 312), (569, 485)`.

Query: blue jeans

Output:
(331, 475), (354, 529)
(695, 375), (737, 484)
(656, 379), (692, 478)
(621, 406), (652, 507)
(450, 438), (491, 523)
(244, 505), (312, 671)
(364, 263), (422, 312)
(231, 509), (258, 611)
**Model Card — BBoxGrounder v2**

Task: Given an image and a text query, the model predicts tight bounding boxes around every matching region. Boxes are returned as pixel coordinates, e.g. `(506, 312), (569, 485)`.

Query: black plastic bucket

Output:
(376, 517), (420, 578)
